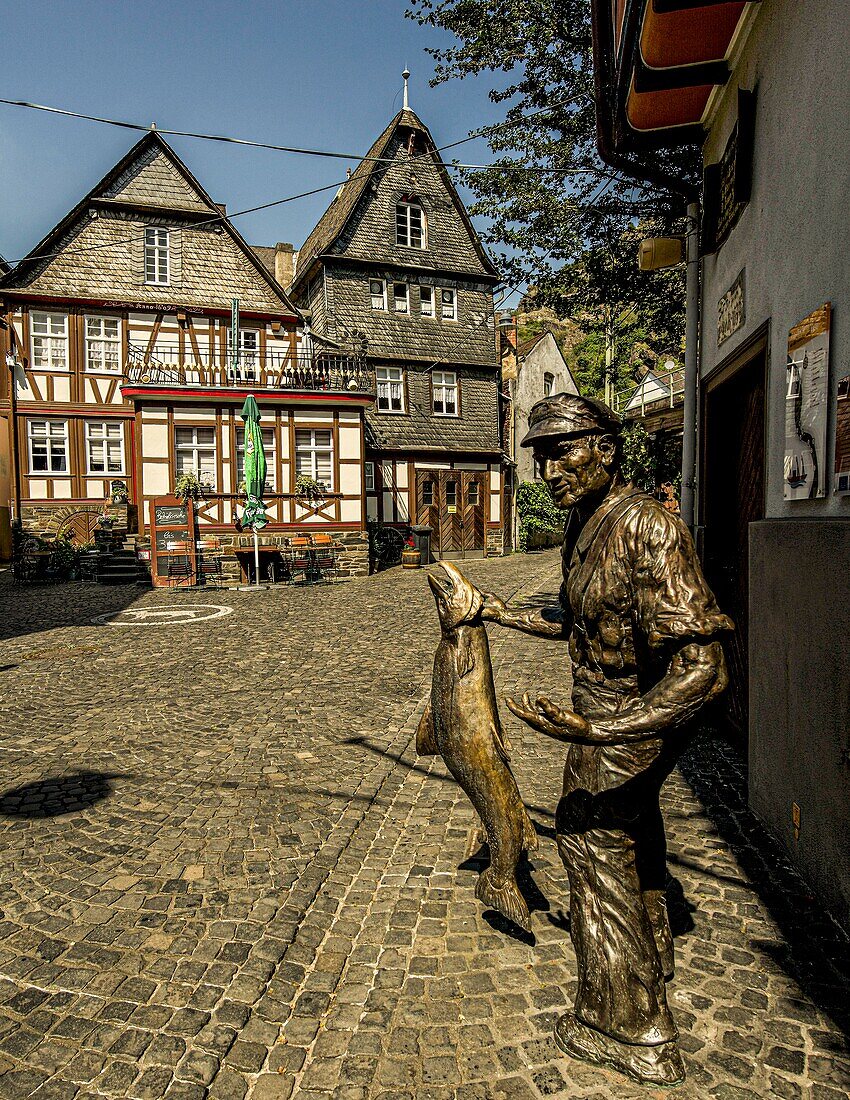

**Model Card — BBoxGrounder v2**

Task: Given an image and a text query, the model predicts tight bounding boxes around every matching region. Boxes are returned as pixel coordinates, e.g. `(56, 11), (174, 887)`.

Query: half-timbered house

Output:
(0, 132), (372, 577)
(289, 103), (505, 558)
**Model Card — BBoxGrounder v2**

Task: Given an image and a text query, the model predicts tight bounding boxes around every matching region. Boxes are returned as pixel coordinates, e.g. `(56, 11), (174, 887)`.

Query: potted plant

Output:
(174, 471), (208, 503)
(401, 534), (421, 569)
(295, 475), (327, 503)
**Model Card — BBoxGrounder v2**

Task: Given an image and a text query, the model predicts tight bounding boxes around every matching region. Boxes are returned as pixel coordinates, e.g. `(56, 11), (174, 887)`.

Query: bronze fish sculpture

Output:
(417, 561), (537, 930)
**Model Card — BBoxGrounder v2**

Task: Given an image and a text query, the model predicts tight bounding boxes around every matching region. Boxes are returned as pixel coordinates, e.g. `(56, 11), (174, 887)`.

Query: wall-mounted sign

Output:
(833, 374), (850, 494)
(784, 304), (831, 500)
(717, 269), (746, 346)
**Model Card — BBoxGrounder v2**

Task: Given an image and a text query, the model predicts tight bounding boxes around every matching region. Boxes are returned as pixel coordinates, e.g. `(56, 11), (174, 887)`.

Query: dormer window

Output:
(396, 197), (425, 248)
(144, 227), (170, 285)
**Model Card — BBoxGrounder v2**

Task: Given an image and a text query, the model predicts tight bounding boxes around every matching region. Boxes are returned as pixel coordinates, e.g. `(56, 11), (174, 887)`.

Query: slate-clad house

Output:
(0, 133), (373, 578)
(289, 105), (505, 557)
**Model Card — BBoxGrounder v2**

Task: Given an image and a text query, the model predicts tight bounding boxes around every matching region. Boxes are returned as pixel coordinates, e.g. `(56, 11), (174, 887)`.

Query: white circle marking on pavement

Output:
(92, 604), (234, 626)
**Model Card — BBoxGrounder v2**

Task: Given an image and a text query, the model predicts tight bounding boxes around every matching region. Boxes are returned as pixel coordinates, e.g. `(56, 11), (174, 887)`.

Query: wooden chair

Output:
(197, 537), (224, 588)
(313, 543), (337, 584)
(166, 540), (193, 586)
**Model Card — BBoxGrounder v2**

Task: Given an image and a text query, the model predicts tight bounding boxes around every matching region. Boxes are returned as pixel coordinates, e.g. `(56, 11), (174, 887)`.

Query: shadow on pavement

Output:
(680, 725), (850, 1039)
(0, 770), (120, 818)
(0, 578), (147, 644)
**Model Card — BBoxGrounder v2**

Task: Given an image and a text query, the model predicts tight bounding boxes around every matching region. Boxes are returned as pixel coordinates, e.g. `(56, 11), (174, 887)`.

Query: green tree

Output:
(407, 0), (696, 390)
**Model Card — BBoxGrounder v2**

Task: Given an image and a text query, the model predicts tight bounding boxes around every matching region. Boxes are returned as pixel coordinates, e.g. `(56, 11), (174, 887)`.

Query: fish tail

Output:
(476, 868), (531, 932)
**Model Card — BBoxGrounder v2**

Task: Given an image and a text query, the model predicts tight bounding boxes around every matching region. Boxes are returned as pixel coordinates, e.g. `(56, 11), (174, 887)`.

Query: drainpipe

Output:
(680, 201), (700, 529)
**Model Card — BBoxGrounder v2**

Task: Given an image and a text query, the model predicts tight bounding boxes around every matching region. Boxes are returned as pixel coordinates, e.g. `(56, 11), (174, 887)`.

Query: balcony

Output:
(123, 343), (373, 396)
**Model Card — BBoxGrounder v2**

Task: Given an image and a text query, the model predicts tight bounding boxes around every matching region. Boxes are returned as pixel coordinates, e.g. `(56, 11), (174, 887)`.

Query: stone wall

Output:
(19, 503), (132, 541)
(485, 527), (504, 557)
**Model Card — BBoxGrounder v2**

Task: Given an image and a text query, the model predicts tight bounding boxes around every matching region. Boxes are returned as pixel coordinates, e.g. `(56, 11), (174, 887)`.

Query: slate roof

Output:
(292, 108), (499, 292)
(1, 133), (301, 318)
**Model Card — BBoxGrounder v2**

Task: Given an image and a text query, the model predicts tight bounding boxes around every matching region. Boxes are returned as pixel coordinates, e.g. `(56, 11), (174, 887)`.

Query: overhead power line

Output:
(0, 95), (612, 178)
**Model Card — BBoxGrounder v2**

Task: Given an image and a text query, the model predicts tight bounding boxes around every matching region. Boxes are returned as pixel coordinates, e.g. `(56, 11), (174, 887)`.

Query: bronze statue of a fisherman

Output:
(483, 393), (733, 1086)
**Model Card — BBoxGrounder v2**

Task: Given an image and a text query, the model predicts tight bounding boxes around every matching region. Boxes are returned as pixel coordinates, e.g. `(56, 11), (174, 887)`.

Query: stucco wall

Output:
(700, 0), (850, 521)
(749, 520), (850, 927)
(514, 334), (579, 483)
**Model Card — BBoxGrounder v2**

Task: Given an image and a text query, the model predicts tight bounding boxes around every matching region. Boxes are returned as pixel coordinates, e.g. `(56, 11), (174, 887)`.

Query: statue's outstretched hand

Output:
(480, 591), (508, 623)
(506, 692), (595, 743)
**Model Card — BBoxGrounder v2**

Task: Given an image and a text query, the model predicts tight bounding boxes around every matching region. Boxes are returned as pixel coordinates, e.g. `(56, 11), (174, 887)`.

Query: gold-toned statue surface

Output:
(418, 561), (538, 931)
(431, 393), (733, 1087)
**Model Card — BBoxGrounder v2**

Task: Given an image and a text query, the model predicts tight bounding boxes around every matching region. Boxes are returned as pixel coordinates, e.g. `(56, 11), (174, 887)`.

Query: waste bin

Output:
(410, 524), (433, 565)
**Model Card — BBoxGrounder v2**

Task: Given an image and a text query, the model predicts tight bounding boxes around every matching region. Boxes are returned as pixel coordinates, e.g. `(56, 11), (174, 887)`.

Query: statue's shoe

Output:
(554, 1012), (686, 1087)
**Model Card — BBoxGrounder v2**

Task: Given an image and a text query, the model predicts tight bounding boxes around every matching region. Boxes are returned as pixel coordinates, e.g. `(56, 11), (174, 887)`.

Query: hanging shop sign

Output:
(717, 269), (746, 346)
(784, 303), (831, 501)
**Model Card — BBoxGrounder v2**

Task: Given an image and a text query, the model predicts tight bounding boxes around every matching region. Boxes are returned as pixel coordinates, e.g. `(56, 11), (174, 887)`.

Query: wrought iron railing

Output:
(124, 344), (373, 394)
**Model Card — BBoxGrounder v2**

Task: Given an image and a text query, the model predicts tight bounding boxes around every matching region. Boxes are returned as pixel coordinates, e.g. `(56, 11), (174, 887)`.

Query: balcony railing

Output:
(123, 343), (372, 394)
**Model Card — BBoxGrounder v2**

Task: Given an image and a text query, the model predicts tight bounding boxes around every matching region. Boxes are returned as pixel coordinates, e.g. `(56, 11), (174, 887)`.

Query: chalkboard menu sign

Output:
(155, 528), (190, 552)
(149, 496), (196, 586)
(154, 504), (189, 527)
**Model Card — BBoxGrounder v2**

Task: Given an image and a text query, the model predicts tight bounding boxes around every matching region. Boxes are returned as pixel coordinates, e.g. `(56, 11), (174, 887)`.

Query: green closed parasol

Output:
(240, 394), (268, 584)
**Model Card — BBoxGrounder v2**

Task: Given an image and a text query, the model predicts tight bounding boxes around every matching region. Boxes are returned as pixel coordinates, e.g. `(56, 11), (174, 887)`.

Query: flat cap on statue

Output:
(520, 392), (622, 448)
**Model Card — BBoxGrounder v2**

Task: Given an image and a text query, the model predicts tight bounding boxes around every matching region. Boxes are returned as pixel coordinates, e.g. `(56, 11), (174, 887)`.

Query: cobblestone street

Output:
(0, 554), (848, 1100)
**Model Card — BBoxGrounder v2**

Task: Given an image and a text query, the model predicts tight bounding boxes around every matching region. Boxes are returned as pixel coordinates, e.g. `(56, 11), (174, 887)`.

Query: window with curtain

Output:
(432, 370), (458, 416)
(86, 421), (125, 475)
(295, 429), (333, 488)
(175, 426), (216, 489)
(376, 366), (405, 412)
(30, 312), (68, 370)
(85, 316), (121, 372)
(27, 420), (68, 474)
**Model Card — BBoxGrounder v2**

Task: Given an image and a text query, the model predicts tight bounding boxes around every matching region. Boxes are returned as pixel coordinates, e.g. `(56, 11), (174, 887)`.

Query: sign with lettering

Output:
(717, 269), (746, 346)
(149, 496), (196, 586)
(154, 504), (189, 527)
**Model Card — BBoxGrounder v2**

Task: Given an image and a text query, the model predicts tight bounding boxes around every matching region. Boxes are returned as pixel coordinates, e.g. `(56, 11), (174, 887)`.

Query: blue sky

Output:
(0, 0), (510, 279)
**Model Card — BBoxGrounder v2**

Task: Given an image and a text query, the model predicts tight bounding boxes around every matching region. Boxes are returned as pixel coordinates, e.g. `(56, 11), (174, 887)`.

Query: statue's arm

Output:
(507, 639), (727, 744)
(480, 592), (568, 638)
(588, 639), (728, 742)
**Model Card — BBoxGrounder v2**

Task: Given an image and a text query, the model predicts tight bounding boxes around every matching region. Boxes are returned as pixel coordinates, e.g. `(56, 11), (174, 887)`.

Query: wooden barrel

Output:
(401, 547), (421, 569)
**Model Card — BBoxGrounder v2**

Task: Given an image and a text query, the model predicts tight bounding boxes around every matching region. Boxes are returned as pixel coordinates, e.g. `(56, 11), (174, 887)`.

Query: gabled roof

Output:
(1, 131), (300, 317)
(291, 107), (499, 291)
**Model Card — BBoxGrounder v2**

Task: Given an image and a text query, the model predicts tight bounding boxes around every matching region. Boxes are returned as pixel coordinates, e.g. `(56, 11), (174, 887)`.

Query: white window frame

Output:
(432, 370), (459, 417)
(294, 428), (334, 490)
(85, 421), (125, 476)
(236, 426), (277, 491)
(227, 328), (260, 382)
(441, 288), (457, 321)
(144, 227), (170, 285)
(30, 312), (69, 371)
(393, 282), (409, 314)
(174, 426), (217, 490)
(396, 199), (426, 248)
(370, 279), (387, 310)
(85, 315), (122, 373)
(543, 372), (555, 398)
(27, 419), (69, 475)
(376, 366), (405, 413)
(364, 461), (375, 491)
(419, 285), (434, 317)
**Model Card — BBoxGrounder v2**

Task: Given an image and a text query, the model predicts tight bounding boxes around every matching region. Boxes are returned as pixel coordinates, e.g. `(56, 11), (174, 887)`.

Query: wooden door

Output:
(702, 351), (766, 737)
(439, 474), (463, 554)
(415, 469), (441, 551)
(461, 472), (485, 553)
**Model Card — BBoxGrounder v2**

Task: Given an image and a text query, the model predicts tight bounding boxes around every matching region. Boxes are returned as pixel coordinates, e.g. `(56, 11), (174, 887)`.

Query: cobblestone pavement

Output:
(0, 556), (848, 1100)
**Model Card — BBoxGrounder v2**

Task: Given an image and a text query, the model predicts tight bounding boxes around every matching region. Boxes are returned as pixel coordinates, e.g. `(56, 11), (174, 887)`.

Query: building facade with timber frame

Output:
(289, 106), (506, 559)
(0, 133), (373, 575)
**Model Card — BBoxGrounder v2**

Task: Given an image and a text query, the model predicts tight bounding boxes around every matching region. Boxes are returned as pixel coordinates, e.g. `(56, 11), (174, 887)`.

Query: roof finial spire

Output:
(402, 68), (410, 110)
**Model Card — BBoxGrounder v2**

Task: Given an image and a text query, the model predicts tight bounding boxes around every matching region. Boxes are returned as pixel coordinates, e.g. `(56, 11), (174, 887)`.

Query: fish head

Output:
(427, 561), (483, 629)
